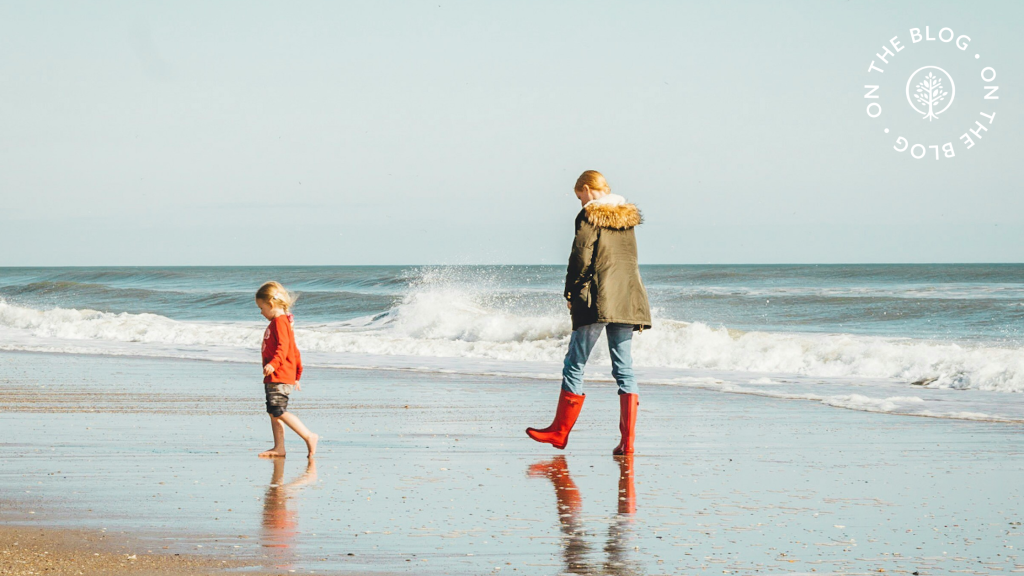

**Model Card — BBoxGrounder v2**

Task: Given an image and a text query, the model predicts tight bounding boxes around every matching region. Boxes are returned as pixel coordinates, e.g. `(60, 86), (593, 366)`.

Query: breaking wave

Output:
(1, 277), (1023, 394)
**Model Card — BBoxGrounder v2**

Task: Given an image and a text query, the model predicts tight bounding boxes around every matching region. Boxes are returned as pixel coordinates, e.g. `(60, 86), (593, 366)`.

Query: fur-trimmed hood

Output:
(583, 194), (642, 230)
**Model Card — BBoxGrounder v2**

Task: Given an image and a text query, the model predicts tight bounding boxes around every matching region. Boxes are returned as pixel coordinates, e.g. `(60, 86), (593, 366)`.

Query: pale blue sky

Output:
(1, 0), (1021, 265)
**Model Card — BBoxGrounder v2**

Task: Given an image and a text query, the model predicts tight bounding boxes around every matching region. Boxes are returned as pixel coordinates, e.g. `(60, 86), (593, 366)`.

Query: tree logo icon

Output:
(905, 65), (956, 121)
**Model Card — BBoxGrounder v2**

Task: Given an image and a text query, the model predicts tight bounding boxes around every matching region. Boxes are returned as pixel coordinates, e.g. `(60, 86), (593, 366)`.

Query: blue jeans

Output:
(561, 323), (638, 396)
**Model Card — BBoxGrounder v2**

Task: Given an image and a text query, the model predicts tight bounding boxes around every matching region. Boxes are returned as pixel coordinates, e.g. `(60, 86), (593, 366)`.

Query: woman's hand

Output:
(566, 300), (572, 311)
(263, 364), (275, 377)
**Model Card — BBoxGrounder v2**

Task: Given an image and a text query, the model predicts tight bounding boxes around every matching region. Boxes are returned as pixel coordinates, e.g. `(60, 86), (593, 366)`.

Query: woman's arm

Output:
(564, 218), (599, 304)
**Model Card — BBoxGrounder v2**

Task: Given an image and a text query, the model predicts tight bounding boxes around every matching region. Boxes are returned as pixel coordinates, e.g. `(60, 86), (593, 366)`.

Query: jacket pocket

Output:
(577, 280), (593, 308)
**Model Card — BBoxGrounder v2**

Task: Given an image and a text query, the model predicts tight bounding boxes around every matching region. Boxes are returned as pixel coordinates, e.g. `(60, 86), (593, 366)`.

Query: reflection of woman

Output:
(260, 458), (318, 568)
(528, 456), (641, 576)
(528, 456), (591, 574)
(604, 456), (642, 576)
(527, 170), (651, 455)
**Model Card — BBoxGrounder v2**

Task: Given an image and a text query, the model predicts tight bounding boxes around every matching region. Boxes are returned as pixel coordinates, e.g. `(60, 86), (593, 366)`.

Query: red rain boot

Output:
(526, 390), (585, 450)
(612, 393), (638, 455)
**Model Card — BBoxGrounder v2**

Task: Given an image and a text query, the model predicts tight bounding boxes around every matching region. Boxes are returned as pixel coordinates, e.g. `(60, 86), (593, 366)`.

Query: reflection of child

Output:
(262, 460), (300, 546)
(261, 458), (318, 566)
(255, 282), (318, 459)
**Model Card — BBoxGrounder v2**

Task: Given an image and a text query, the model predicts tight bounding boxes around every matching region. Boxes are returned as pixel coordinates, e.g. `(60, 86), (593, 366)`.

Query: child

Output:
(256, 281), (318, 458)
(526, 170), (651, 455)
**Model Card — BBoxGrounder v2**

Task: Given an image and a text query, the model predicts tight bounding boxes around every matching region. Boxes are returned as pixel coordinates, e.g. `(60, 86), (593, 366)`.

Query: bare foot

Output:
(258, 448), (286, 458)
(305, 433), (319, 458)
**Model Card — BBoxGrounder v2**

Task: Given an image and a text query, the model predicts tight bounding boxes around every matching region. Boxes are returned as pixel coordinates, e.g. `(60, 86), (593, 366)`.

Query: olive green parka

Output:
(564, 195), (652, 331)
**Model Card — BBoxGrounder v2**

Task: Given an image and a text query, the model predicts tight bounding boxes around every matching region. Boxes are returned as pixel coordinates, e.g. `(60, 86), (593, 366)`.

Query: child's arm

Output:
(264, 317), (291, 376)
(262, 324), (279, 376)
(291, 338), (303, 391)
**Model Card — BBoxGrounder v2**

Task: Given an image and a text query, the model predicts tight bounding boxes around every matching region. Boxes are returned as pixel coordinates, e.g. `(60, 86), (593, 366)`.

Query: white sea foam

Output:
(5, 274), (1024, 425)
(631, 319), (1024, 393)
(1, 288), (1024, 397)
(0, 300), (264, 347)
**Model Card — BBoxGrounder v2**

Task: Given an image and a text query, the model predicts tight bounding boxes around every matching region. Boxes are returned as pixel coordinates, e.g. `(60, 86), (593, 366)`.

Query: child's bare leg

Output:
(258, 415), (287, 458)
(278, 412), (318, 457)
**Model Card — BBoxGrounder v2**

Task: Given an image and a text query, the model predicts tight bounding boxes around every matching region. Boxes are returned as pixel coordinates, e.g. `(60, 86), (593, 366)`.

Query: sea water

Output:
(1, 265), (1022, 421)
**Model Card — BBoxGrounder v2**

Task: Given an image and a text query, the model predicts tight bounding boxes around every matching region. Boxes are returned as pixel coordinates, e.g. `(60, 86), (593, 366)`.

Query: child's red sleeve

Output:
(267, 317), (291, 372)
(295, 347), (303, 382)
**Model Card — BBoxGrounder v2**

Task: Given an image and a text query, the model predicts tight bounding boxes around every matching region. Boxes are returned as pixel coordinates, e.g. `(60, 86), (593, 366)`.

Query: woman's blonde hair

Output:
(256, 281), (297, 311)
(574, 170), (610, 193)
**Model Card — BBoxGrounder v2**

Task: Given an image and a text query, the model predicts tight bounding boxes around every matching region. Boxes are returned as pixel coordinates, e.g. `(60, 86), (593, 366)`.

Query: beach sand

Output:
(0, 524), (250, 575)
(1, 350), (1022, 574)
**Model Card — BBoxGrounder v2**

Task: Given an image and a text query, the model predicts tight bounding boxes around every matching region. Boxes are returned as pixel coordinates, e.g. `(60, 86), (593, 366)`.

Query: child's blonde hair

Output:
(256, 281), (297, 311)
(575, 170), (610, 193)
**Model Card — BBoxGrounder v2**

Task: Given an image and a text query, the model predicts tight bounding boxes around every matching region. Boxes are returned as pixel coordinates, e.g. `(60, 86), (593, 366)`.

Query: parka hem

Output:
(573, 318), (653, 332)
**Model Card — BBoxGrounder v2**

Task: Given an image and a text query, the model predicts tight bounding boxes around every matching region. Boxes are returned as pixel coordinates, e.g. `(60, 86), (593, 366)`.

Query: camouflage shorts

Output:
(264, 382), (293, 416)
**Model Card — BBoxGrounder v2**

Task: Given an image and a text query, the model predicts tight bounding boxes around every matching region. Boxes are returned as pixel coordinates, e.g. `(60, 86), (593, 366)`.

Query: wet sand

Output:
(2, 350), (1023, 574)
(0, 524), (248, 575)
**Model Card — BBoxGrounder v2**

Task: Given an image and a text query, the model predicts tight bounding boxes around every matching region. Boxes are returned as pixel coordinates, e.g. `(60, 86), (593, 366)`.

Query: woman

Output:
(526, 170), (652, 455)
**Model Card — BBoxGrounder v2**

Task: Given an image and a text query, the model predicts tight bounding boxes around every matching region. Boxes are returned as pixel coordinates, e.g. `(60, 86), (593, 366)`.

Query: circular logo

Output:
(861, 26), (1000, 160)
(906, 66), (955, 121)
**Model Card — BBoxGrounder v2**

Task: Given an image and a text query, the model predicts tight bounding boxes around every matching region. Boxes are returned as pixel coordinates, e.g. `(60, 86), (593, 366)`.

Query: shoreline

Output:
(2, 347), (1022, 425)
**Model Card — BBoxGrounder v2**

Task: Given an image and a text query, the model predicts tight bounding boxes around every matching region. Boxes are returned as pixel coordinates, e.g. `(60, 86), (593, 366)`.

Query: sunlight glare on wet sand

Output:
(2, 351), (1022, 574)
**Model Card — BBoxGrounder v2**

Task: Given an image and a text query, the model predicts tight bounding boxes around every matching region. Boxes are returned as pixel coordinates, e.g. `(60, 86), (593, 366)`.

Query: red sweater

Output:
(262, 314), (303, 384)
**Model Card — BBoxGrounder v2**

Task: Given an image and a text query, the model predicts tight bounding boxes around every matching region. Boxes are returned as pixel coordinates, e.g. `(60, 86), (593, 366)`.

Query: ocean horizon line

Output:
(1, 262), (1023, 269)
